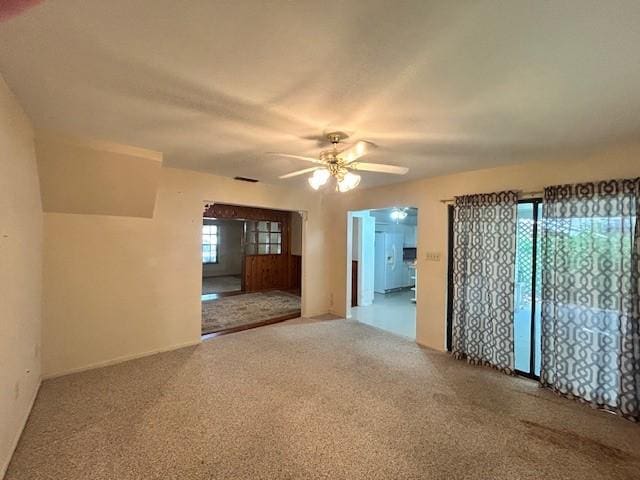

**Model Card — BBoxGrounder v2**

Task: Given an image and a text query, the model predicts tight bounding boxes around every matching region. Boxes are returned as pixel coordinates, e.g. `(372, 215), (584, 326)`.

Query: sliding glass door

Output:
(513, 200), (543, 378)
(446, 199), (543, 377)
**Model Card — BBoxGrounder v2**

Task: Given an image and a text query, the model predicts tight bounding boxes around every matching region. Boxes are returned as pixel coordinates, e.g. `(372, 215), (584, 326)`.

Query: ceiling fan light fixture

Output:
(275, 132), (407, 194)
(337, 172), (361, 192)
(312, 168), (330, 184)
(308, 176), (322, 190)
(308, 168), (330, 190)
(390, 208), (408, 222)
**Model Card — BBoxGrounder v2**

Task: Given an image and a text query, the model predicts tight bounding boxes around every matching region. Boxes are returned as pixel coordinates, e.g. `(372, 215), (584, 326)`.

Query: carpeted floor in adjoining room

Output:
(202, 275), (242, 294)
(7, 319), (640, 480)
(201, 290), (301, 334)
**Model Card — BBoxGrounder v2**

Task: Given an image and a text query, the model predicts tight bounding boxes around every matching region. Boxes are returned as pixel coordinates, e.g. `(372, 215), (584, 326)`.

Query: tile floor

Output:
(351, 289), (416, 339)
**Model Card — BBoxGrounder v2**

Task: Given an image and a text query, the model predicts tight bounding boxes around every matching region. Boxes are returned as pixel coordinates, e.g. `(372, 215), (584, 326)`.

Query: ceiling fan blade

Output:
(279, 167), (319, 179)
(351, 162), (409, 175)
(338, 140), (375, 164)
(267, 153), (324, 164)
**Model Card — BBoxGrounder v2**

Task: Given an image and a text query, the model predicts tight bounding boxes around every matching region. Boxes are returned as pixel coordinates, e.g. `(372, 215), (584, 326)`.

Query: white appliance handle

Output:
(390, 244), (397, 271)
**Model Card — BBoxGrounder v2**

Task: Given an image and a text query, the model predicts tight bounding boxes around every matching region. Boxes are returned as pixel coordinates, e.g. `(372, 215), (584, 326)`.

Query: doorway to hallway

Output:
(347, 207), (418, 340)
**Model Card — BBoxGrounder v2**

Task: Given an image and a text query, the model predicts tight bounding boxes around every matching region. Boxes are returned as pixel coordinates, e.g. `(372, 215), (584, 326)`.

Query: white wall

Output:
(202, 219), (243, 277)
(346, 210), (375, 312)
(375, 221), (417, 247)
(358, 215), (376, 306)
(0, 76), (43, 477)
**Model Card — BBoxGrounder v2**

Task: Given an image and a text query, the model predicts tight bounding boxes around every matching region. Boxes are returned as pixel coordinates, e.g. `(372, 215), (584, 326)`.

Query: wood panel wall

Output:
(204, 203), (300, 293)
(290, 255), (302, 291)
(351, 260), (358, 307)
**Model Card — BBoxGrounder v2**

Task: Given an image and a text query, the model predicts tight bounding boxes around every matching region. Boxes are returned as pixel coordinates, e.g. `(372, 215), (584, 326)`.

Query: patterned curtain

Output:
(540, 178), (640, 421)
(452, 191), (518, 373)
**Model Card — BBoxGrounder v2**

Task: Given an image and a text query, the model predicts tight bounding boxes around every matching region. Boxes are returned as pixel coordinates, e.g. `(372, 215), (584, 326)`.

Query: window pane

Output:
(246, 244), (257, 255)
(258, 221), (269, 231)
(211, 234), (218, 245)
(513, 202), (543, 377)
(258, 244), (269, 254)
(270, 233), (281, 244)
(273, 243), (282, 254)
(514, 203), (534, 373)
(258, 232), (269, 243)
(271, 222), (281, 232)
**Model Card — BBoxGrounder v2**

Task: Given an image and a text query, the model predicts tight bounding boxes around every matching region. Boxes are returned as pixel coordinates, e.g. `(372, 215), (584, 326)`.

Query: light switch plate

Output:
(425, 252), (442, 262)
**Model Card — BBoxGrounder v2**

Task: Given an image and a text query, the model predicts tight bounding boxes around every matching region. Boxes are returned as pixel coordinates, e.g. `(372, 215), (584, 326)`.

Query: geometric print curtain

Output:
(540, 178), (640, 421)
(451, 191), (518, 373)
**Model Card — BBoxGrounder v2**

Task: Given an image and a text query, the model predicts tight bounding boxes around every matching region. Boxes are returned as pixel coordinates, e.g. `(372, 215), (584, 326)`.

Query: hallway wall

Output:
(0, 76), (43, 477)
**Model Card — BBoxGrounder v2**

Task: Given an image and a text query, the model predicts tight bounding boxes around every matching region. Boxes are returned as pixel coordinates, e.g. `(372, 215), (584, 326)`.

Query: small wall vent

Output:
(234, 176), (259, 183)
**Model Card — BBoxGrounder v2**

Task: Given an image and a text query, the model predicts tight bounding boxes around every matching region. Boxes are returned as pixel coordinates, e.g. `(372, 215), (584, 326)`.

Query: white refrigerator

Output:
(374, 232), (408, 293)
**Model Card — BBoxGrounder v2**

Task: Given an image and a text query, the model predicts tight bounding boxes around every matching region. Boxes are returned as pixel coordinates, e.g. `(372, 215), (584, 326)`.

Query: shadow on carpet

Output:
(202, 290), (301, 334)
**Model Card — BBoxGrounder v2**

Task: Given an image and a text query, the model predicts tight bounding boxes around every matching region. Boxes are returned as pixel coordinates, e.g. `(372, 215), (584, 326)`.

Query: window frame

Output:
(202, 224), (220, 264)
(245, 220), (283, 256)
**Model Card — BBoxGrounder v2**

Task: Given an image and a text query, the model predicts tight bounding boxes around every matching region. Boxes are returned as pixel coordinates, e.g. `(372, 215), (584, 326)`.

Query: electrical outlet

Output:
(425, 252), (442, 262)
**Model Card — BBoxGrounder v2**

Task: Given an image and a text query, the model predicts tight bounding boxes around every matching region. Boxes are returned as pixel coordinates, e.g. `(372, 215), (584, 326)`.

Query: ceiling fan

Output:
(271, 132), (409, 192)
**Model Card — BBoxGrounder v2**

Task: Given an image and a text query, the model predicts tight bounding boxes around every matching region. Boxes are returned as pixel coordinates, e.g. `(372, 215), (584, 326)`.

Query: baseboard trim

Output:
(1, 378), (41, 480)
(42, 339), (202, 380)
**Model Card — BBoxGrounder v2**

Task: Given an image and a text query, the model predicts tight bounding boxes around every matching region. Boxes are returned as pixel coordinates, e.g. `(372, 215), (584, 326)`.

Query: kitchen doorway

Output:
(346, 207), (418, 340)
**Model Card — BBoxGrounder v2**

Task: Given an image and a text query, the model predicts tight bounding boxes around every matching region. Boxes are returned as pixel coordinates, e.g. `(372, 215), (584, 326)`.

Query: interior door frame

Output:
(240, 219), (246, 292)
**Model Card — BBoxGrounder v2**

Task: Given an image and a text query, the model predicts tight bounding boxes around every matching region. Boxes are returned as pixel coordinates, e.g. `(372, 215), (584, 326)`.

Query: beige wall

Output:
(325, 144), (640, 351)
(0, 77), (42, 476)
(35, 132), (162, 218)
(40, 139), (640, 378)
(202, 219), (244, 277)
(290, 211), (303, 256)
(42, 167), (328, 378)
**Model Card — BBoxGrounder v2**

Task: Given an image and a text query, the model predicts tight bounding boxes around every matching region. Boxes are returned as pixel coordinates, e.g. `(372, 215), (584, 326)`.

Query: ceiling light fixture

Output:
(336, 172), (361, 193)
(390, 207), (408, 223)
(274, 131), (410, 194)
(308, 168), (330, 190)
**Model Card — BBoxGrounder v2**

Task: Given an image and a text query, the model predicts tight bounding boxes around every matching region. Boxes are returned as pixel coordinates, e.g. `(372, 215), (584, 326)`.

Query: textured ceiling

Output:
(1, 0), (640, 189)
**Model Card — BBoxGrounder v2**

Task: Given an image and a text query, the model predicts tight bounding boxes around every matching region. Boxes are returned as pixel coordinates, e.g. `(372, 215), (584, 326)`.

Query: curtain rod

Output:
(439, 190), (544, 204)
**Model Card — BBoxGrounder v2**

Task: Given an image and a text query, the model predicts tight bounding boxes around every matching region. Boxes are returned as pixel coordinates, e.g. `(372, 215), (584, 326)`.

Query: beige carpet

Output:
(7, 319), (640, 479)
(201, 290), (300, 334)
